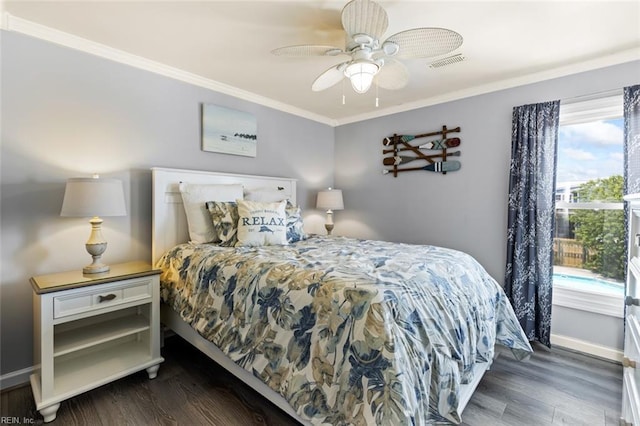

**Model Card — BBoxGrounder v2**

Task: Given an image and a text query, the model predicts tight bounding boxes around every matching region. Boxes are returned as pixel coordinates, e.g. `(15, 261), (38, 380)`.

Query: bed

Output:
(151, 167), (532, 425)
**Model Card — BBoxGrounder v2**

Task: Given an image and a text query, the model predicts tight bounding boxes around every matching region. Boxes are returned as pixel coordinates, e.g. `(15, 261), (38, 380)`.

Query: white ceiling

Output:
(3, 1), (640, 126)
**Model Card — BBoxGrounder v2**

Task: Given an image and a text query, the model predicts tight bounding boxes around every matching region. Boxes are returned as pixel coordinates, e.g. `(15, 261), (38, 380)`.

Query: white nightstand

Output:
(29, 261), (164, 422)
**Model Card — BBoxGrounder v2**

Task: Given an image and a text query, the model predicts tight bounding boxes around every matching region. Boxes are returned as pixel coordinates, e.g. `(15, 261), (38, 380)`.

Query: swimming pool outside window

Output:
(553, 272), (623, 295)
(553, 202), (625, 314)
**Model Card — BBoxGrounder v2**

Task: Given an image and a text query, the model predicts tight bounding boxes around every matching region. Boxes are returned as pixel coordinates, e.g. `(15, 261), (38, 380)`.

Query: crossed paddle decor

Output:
(382, 125), (461, 177)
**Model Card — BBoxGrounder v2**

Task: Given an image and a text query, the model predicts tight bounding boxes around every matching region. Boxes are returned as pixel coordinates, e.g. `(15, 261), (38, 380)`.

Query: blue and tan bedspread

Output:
(157, 236), (532, 425)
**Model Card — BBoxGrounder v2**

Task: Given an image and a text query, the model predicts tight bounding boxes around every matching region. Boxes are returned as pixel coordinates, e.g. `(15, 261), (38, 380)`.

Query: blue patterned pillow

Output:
(205, 201), (239, 247)
(286, 201), (307, 243)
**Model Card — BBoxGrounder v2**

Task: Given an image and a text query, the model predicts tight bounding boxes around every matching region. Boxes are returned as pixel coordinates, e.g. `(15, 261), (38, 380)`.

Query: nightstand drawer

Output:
(53, 278), (152, 319)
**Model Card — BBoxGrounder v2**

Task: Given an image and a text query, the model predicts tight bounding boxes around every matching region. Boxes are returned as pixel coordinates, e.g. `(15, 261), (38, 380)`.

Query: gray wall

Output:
(0, 31), (335, 377)
(552, 306), (623, 351)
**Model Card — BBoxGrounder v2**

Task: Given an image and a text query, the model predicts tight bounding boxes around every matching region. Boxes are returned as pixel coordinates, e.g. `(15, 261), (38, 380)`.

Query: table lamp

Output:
(60, 175), (127, 274)
(316, 188), (344, 235)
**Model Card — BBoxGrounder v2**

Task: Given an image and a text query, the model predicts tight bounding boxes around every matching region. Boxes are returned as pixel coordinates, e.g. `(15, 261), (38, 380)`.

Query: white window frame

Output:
(553, 91), (624, 316)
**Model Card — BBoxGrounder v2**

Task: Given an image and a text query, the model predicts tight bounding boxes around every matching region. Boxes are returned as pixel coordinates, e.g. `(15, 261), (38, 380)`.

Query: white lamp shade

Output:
(317, 188), (344, 211)
(344, 61), (379, 94)
(61, 177), (127, 217)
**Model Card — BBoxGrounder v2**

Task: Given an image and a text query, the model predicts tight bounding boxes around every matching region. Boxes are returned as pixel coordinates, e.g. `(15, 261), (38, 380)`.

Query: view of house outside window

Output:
(553, 115), (625, 295)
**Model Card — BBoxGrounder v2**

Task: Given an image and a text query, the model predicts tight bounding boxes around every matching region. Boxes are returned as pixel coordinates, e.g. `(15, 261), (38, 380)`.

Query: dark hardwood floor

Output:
(1, 338), (622, 425)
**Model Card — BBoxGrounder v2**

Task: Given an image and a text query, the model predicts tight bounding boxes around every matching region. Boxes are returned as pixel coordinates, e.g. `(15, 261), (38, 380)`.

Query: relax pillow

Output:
(179, 183), (243, 244)
(236, 200), (287, 246)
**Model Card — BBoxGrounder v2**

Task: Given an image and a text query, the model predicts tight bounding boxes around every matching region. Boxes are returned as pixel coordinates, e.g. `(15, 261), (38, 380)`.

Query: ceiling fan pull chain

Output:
(375, 81), (379, 107)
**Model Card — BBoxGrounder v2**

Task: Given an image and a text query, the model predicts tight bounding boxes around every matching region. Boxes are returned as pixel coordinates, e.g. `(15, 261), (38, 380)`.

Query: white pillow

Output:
(236, 199), (288, 246)
(179, 182), (243, 243)
(244, 188), (287, 202)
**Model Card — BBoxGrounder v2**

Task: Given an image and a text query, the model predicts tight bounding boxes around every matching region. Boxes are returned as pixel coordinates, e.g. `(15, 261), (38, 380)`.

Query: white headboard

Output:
(151, 167), (297, 264)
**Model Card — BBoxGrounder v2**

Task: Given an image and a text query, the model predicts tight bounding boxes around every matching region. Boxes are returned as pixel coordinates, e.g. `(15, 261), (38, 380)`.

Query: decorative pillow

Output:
(179, 183), (243, 244)
(205, 201), (239, 247)
(236, 200), (288, 246)
(285, 201), (307, 243)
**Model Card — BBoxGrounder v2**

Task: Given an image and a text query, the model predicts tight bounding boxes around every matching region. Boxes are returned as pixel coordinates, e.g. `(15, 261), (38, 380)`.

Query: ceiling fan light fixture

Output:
(344, 61), (379, 93)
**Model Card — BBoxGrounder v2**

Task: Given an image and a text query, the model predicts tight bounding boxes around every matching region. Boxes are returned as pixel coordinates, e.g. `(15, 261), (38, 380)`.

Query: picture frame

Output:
(201, 104), (257, 157)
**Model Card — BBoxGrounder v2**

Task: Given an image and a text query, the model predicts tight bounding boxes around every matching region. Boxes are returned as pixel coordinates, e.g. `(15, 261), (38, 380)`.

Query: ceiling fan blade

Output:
(386, 28), (463, 59)
(376, 59), (409, 90)
(312, 63), (348, 92)
(271, 45), (345, 57)
(341, 0), (388, 39)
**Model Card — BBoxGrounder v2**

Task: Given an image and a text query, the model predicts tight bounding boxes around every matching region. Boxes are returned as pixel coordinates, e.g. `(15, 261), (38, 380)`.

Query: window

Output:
(553, 92), (625, 308)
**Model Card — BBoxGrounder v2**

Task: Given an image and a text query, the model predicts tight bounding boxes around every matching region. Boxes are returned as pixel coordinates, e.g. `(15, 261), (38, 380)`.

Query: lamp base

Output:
(324, 223), (334, 235)
(84, 241), (109, 274)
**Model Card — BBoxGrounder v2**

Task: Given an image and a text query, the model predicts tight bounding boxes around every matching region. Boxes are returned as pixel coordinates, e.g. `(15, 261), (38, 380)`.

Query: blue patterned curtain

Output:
(624, 85), (640, 300)
(505, 100), (560, 347)
(625, 85), (640, 195)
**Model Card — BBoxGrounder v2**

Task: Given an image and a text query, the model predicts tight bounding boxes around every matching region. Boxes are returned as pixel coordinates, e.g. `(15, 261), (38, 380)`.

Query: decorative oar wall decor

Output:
(382, 125), (461, 177)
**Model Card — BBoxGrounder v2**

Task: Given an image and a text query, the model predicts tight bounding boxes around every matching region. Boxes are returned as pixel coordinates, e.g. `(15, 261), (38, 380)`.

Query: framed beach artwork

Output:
(202, 104), (257, 157)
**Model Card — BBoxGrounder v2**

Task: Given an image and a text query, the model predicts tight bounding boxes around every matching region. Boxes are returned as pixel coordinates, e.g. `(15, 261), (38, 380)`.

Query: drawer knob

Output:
(98, 293), (117, 303)
(625, 296), (640, 306)
(623, 356), (637, 369)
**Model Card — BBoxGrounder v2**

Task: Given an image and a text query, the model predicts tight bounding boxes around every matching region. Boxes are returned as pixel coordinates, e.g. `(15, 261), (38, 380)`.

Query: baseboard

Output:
(0, 365), (33, 391)
(551, 333), (623, 362)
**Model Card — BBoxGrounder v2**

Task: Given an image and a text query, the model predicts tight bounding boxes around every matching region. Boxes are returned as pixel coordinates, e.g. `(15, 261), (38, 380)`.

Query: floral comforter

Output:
(157, 236), (532, 425)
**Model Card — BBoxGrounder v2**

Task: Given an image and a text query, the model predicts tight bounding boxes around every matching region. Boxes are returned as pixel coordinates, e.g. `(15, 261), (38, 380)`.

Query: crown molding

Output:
(3, 13), (638, 128)
(2, 13), (338, 127)
(335, 47), (640, 126)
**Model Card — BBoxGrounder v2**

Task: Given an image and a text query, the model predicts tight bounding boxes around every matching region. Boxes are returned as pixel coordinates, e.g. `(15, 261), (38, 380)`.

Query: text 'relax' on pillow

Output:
(179, 182), (243, 244)
(236, 200), (287, 246)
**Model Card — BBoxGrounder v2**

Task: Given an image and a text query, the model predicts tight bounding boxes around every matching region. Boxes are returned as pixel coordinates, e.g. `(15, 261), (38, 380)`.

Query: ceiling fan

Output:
(272, 0), (463, 94)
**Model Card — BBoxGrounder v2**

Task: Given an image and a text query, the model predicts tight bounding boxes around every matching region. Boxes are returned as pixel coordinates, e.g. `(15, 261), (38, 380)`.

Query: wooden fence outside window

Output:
(553, 238), (592, 268)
